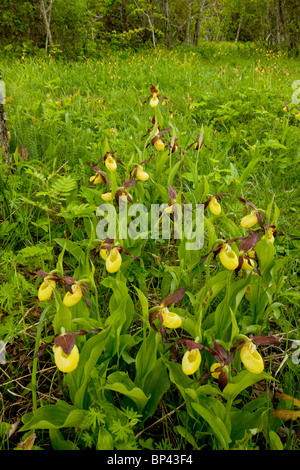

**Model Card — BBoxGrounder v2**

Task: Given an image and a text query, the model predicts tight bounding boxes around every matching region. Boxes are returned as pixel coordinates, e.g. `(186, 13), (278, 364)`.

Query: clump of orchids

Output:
(86, 161), (111, 187)
(35, 271), (92, 308)
(146, 126), (171, 152)
(199, 237), (260, 274)
(178, 334), (280, 388)
(91, 239), (139, 274)
(142, 115), (171, 152)
(34, 327), (104, 373)
(86, 151), (124, 187)
(199, 195), (298, 274)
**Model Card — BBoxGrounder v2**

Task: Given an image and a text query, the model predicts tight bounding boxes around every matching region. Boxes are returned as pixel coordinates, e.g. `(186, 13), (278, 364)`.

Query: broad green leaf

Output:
(191, 402), (231, 449)
(135, 329), (158, 388)
(222, 370), (272, 402)
(97, 427), (114, 450)
(49, 428), (79, 450)
(101, 372), (149, 412)
(52, 288), (72, 334)
(68, 326), (111, 409)
(133, 285), (149, 323)
(142, 357), (170, 421)
(54, 238), (85, 263)
(20, 400), (87, 431)
(268, 430), (283, 450)
(168, 159), (182, 187)
(175, 425), (200, 450)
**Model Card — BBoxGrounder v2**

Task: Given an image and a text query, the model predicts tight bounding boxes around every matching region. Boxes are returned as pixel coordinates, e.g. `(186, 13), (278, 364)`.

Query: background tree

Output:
(0, 0), (299, 54)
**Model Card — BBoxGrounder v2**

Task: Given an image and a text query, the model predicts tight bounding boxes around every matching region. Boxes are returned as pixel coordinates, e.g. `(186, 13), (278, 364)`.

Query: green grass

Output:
(0, 42), (299, 451)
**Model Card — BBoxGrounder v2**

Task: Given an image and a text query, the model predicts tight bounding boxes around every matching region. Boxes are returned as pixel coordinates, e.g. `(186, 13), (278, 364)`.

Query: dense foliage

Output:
(0, 0), (300, 58)
(0, 42), (299, 450)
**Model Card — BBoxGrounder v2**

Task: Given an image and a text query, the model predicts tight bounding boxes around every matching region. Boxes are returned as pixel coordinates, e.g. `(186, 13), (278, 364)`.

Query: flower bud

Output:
(53, 344), (79, 373)
(219, 244), (239, 270)
(240, 341), (264, 374)
(182, 348), (201, 375)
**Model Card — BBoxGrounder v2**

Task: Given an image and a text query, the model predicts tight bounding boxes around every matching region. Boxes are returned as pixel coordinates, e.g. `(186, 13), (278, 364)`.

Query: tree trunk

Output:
(163, 0), (170, 48)
(276, 0), (281, 44)
(194, 0), (205, 46)
(0, 70), (8, 159)
(133, 0), (156, 48)
(39, 0), (54, 54)
(235, 16), (243, 42)
(185, 0), (192, 46)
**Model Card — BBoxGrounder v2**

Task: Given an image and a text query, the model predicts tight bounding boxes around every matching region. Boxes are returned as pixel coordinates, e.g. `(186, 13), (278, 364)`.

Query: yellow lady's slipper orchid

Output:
(136, 166), (149, 182)
(150, 94), (159, 108)
(101, 192), (112, 202)
(241, 255), (254, 271)
(63, 284), (83, 307)
(219, 244), (239, 270)
(105, 154), (117, 172)
(209, 197), (221, 215)
(247, 250), (256, 258)
(164, 204), (174, 214)
(100, 246), (108, 260)
(241, 211), (258, 228)
(38, 276), (56, 301)
(262, 227), (275, 243)
(90, 173), (102, 184)
(119, 191), (132, 203)
(160, 307), (182, 329)
(240, 341), (264, 374)
(106, 247), (122, 273)
(295, 112), (300, 120)
(182, 348), (201, 375)
(210, 362), (227, 379)
(53, 344), (79, 373)
(154, 138), (165, 151)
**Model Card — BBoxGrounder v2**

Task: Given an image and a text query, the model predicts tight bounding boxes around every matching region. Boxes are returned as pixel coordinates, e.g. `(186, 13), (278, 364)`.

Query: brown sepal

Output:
(168, 184), (177, 200)
(54, 332), (75, 355)
(161, 287), (187, 308)
(251, 335), (280, 346)
(218, 370), (229, 391)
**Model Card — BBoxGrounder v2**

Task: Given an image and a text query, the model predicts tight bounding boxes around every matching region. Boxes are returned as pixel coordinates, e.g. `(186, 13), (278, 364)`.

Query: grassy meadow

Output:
(0, 42), (299, 451)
